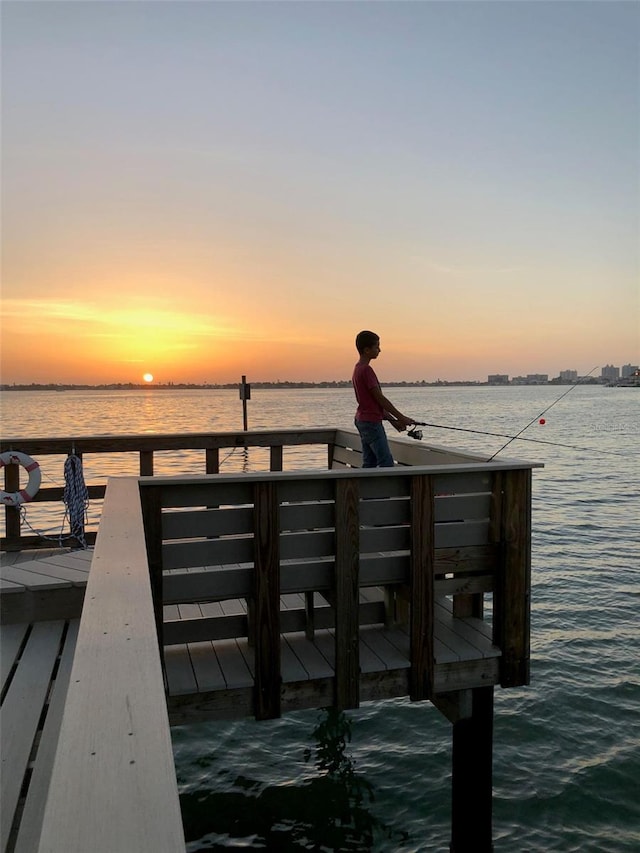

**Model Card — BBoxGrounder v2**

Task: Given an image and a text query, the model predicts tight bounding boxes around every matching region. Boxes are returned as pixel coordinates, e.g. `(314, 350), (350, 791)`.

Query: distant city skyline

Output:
(3, 360), (637, 390)
(2, 2), (638, 385)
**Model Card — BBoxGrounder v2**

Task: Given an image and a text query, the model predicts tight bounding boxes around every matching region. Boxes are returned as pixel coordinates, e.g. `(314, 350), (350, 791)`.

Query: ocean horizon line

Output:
(1, 378), (600, 392)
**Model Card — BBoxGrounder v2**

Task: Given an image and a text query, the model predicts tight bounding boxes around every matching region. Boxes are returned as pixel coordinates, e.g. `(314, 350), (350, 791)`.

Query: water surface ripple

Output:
(3, 386), (638, 851)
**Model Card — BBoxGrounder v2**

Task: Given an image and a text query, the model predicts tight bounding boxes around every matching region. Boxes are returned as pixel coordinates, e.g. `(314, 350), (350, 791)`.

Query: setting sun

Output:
(143, 373), (154, 383)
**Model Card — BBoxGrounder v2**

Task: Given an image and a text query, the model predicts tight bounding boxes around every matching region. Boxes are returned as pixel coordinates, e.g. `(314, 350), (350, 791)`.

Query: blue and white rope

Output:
(18, 453), (90, 548)
(62, 454), (89, 548)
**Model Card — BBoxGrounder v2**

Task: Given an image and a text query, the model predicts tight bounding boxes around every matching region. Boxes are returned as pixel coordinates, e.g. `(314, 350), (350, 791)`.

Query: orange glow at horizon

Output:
(1, 289), (634, 385)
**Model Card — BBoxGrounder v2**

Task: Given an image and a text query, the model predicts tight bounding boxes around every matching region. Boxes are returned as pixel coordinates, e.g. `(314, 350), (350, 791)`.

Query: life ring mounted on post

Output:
(0, 451), (42, 506)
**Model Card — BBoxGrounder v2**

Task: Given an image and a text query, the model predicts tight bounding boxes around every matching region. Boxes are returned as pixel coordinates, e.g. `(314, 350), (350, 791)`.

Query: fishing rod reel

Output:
(407, 424), (426, 441)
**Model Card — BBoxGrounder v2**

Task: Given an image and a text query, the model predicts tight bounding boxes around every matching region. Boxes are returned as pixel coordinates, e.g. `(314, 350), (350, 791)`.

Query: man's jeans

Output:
(354, 419), (394, 468)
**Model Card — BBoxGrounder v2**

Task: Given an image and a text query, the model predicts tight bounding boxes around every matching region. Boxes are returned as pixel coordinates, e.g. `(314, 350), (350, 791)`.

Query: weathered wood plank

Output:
(330, 444), (363, 468)
(358, 625), (410, 670)
(37, 477), (185, 853)
(1, 620), (65, 852)
(34, 552), (93, 571)
(14, 620), (80, 853)
(0, 622), (29, 692)
(187, 641), (225, 692)
(214, 639), (253, 689)
(162, 506), (254, 540)
(1, 430), (341, 459)
(5, 559), (89, 585)
(0, 564), (71, 590)
(283, 631), (334, 680)
(164, 644), (197, 695)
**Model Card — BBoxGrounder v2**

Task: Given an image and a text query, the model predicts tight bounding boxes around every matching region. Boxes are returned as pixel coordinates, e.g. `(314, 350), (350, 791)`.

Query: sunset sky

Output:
(2, 0), (638, 384)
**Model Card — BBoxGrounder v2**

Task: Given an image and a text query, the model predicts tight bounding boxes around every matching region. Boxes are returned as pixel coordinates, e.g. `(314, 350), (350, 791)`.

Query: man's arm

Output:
(370, 386), (415, 430)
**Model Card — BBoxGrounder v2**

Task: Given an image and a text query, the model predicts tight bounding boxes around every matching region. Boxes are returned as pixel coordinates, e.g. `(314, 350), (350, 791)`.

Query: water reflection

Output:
(180, 709), (408, 852)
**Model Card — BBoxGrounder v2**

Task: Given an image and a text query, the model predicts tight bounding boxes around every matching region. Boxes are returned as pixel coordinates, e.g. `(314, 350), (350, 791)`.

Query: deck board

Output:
(186, 641), (225, 692)
(36, 552), (92, 569)
(0, 564), (71, 591)
(164, 645), (197, 695)
(0, 549), (91, 624)
(5, 560), (89, 585)
(214, 638), (253, 688)
(1, 622), (30, 692)
(163, 599), (500, 709)
(1, 620), (65, 852)
(13, 620), (80, 853)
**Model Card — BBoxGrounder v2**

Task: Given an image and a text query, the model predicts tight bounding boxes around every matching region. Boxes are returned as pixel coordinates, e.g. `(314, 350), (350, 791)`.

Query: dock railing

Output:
(1, 427), (500, 550)
(1, 429), (336, 549)
(9, 428), (540, 852)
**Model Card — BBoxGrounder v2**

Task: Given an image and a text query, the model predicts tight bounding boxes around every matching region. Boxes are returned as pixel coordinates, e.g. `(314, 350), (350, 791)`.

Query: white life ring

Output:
(0, 451), (42, 506)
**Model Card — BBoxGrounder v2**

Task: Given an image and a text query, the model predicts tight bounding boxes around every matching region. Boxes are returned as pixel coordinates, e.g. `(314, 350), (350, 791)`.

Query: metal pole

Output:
(239, 375), (250, 431)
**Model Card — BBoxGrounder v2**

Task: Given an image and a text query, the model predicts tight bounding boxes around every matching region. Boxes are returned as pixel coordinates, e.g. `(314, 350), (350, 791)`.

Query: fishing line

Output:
(409, 421), (626, 457)
(408, 366), (626, 458)
(484, 365), (600, 460)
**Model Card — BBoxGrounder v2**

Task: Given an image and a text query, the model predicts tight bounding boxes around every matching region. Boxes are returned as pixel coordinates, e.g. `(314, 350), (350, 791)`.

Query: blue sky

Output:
(2, 0), (638, 383)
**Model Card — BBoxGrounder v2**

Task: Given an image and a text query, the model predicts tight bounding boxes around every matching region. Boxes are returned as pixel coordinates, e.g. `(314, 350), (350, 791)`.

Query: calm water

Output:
(2, 386), (639, 851)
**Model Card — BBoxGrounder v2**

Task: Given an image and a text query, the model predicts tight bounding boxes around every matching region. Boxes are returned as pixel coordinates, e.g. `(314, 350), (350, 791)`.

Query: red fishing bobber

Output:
(539, 418), (546, 425)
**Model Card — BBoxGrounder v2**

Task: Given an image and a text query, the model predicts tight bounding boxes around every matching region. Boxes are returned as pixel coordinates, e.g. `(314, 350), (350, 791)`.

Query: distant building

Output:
(621, 364), (639, 378)
(601, 365), (620, 382)
(511, 374), (548, 385)
(559, 370), (578, 382)
(488, 374), (509, 385)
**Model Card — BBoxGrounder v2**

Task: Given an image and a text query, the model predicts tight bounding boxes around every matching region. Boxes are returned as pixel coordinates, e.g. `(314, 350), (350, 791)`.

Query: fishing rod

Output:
(406, 366), (626, 458)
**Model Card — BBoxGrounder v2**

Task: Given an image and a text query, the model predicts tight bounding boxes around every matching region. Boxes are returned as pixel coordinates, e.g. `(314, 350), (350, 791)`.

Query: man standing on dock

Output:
(352, 330), (417, 467)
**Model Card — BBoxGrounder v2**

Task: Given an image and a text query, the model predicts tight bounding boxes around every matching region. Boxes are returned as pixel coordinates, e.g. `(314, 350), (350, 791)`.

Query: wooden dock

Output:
(0, 427), (541, 852)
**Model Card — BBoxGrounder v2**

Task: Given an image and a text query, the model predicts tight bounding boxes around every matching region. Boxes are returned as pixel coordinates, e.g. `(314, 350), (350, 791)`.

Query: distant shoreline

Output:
(1, 379), (602, 391)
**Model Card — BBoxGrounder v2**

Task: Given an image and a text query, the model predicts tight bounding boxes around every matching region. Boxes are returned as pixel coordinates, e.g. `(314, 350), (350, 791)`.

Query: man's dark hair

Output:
(355, 330), (379, 354)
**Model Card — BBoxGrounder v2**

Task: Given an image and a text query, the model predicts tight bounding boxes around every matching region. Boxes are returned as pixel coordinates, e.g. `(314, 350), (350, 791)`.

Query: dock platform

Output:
(0, 427), (541, 852)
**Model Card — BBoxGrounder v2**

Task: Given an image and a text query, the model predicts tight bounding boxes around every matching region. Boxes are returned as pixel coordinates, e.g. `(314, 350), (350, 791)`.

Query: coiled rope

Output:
(62, 454), (89, 548)
(18, 453), (90, 548)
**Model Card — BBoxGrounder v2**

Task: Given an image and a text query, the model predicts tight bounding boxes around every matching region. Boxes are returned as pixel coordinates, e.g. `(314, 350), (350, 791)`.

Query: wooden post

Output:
(140, 450), (154, 476)
(493, 469), (532, 687)
(327, 436), (336, 469)
(253, 481), (281, 720)
(206, 447), (220, 474)
(450, 686), (494, 852)
(334, 477), (360, 710)
(4, 461), (21, 543)
(139, 483), (165, 656)
(239, 375), (250, 431)
(270, 445), (283, 472)
(410, 474), (435, 701)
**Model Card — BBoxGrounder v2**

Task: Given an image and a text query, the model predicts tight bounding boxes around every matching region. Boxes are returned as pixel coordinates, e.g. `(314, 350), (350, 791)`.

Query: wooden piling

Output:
(450, 686), (494, 852)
